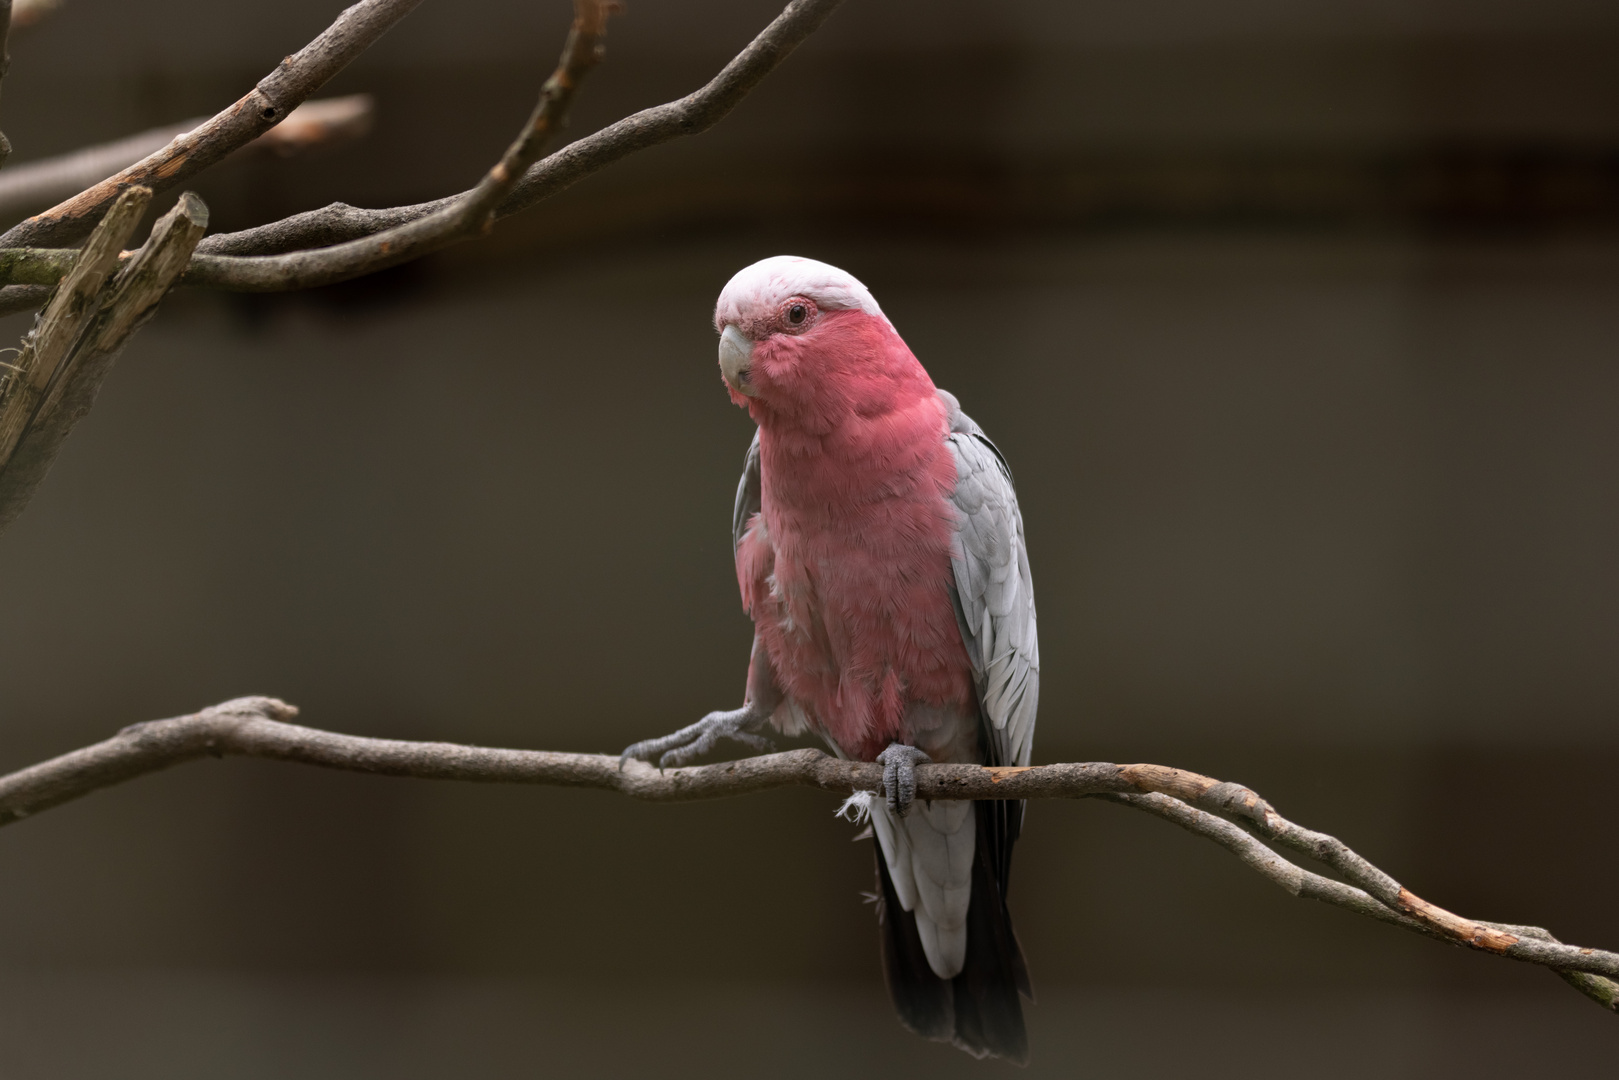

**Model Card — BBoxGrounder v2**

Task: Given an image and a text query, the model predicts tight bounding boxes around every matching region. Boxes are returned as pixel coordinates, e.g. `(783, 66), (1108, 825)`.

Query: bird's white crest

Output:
(714, 255), (883, 330)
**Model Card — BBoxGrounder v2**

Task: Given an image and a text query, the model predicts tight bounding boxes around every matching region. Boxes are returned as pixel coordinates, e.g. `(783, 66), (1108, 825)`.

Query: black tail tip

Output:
(874, 832), (1033, 1065)
(887, 966), (1031, 1065)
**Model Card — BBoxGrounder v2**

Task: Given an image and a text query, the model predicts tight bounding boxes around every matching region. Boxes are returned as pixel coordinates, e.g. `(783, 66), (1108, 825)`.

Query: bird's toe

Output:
(622, 705), (771, 770)
(877, 743), (932, 817)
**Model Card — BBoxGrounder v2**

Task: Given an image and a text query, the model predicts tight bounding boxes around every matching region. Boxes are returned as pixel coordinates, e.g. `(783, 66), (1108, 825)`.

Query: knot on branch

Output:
(1199, 780), (1274, 822)
(199, 696), (301, 725)
(117, 696), (299, 739)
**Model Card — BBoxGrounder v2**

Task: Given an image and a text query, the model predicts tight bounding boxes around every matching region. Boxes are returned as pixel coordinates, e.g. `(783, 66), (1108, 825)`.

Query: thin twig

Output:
(0, 0), (422, 249)
(189, 0), (844, 264)
(0, 0), (845, 298)
(1095, 763), (1563, 961)
(1484, 923), (1619, 1013)
(173, 0), (617, 291)
(0, 128), (190, 223)
(0, 694), (1614, 1012)
(1095, 792), (1619, 1014)
(0, 97), (375, 224)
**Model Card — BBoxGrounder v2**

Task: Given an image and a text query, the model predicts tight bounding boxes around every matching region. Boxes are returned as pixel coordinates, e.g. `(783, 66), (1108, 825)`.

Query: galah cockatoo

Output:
(623, 256), (1038, 1062)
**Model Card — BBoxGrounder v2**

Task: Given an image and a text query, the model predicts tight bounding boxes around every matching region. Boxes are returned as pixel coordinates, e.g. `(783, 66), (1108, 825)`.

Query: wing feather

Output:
(732, 429), (763, 554)
(939, 392), (1039, 772)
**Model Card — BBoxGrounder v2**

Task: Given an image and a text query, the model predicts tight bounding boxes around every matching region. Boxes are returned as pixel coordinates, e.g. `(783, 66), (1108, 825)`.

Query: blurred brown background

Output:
(0, 0), (1616, 1075)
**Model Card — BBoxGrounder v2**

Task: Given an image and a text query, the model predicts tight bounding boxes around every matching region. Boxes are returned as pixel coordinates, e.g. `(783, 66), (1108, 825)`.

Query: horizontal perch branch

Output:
(0, 695), (1613, 1014)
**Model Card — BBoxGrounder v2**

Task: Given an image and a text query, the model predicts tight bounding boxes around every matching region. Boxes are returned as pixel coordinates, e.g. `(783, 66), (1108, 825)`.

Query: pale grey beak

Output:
(718, 324), (754, 396)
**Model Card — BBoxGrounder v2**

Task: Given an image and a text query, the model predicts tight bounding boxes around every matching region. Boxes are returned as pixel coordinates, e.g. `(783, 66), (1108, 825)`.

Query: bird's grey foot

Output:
(877, 743), (932, 817)
(620, 704), (773, 770)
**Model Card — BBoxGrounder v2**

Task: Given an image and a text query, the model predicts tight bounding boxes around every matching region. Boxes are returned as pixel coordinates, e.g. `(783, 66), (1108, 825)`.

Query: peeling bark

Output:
(0, 190), (207, 532)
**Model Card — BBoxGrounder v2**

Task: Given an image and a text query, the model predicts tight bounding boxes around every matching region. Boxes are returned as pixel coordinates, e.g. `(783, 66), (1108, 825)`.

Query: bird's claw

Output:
(877, 743), (932, 817)
(620, 705), (773, 770)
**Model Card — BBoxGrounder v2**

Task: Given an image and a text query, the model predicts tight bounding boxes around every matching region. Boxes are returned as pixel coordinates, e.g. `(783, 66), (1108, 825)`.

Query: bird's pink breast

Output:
(736, 317), (976, 762)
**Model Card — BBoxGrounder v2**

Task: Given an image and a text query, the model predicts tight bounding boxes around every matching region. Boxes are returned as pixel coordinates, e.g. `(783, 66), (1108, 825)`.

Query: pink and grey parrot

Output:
(623, 256), (1038, 1062)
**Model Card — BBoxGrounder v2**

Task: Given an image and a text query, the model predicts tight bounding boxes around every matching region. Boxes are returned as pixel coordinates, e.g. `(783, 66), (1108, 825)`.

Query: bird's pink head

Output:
(713, 256), (936, 432)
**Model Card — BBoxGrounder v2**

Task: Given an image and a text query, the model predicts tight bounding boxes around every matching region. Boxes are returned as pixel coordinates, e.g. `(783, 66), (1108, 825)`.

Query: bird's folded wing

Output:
(940, 393), (1039, 770)
(733, 428), (763, 555)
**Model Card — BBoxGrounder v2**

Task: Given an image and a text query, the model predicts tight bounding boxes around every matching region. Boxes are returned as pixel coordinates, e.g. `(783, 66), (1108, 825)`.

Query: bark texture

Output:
(0, 695), (1613, 1014)
(0, 189), (208, 532)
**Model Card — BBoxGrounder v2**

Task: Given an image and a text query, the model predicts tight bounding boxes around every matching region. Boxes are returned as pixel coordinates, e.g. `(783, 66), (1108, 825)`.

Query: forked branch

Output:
(0, 95), (376, 224)
(0, 0), (840, 528)
(0, 0), (847, 305)
(176, 0), (618, 291)
(0, 695), (1613, 1015)
(188, 0), (846, 264)
(0, 0), (423, 249)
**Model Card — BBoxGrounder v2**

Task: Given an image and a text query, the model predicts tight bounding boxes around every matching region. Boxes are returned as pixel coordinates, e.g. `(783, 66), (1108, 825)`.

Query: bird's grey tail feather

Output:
(873, 801), (1031, 1064)
(874, 846), (954, 1041)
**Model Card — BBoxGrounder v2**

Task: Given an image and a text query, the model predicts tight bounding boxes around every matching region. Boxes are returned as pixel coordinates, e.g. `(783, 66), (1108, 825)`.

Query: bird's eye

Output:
(788, 304), (807, 325)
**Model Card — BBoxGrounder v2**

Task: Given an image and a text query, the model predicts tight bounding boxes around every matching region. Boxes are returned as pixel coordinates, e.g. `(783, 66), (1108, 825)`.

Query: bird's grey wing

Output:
(732, 428), (762, 555)
(939, 392), (1039, 771)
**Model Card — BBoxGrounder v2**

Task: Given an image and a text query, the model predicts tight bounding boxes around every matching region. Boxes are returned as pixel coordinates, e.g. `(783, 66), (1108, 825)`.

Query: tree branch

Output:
(0, 189), (208, 532)
(1093, 792), (1619, 1014)
(0, 187), (153, 468)
(0, 0), (844, 300)
(173, 0), (617, 291)
(0, 96), (375, 224)
(1, 694), (1613, 1013)
(188, 0), (845, 263)
(0, 0), (422, 249)
(0, 283), (47, 317)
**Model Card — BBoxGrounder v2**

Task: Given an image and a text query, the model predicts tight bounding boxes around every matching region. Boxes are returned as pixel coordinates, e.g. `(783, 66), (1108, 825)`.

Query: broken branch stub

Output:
(0, 185), (151, 469)
(0, 191), (209, 534)
(85, 191), (210, 350)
